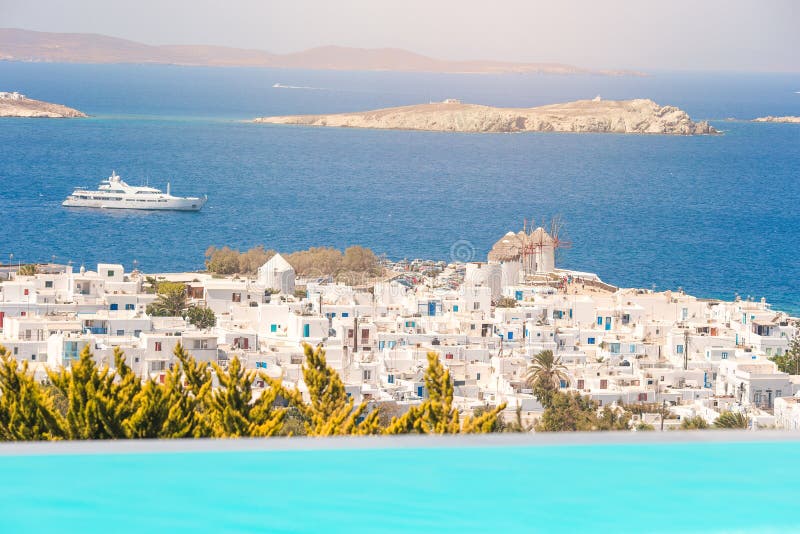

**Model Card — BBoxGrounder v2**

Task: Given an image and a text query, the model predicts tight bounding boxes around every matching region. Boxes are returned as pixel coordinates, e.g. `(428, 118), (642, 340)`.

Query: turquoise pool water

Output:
(0, 436), (798, 533)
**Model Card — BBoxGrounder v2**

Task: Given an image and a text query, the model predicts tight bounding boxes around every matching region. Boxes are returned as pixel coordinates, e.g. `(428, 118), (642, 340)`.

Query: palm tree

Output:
(526, 350), (568, 408)
(145, 282), (187, 317)
(714, 411), (749, 429)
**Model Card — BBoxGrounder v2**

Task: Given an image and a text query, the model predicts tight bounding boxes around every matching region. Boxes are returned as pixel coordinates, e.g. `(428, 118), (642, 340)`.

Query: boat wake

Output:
(272, 83), (323, 90)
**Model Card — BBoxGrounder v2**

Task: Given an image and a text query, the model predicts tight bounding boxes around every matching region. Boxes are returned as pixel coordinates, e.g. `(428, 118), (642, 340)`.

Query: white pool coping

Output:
(0, 430), (798, 456)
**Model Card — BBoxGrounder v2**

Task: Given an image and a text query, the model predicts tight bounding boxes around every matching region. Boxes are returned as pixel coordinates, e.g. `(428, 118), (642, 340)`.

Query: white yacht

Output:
(63, 171), (207, 211)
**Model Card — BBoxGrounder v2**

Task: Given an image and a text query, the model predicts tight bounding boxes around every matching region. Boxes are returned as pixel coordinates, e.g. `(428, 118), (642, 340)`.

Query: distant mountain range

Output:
(0, 28), (645, 76)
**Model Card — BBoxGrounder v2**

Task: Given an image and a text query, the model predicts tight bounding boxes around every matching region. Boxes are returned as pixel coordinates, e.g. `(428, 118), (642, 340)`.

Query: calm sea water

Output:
(0, 440), (799, 532)
(0, 63), (798, 312)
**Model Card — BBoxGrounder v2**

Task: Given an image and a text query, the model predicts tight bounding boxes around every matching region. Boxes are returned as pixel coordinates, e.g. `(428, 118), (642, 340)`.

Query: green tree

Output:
(714, 411), (749, 429)
(146, 282), (187, 317)
(238, 246), (276, 274)
(124, 377), (172, 439)
(47, 345), (123, 439)
(17, 264), (37, 276)
(771, 322), (800, 374)
(385, 352), (506, 434)
(526, 350), (569, 408)
(207, 357), (287, 437)
(680, 415), (709, 430)
(0, 347), (65, 440)
(296, 343), (380, 436)
(184, 306), (216, 330)
(205, 246), (241, 275)
(536, 391), (599, 432)
(341, 246), (380, 275)
(596, 405), (632, 430)
(172, 343), (213, 437)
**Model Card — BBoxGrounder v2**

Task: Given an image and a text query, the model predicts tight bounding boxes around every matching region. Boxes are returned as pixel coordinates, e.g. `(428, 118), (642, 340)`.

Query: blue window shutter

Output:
(303, 324), (310, 337)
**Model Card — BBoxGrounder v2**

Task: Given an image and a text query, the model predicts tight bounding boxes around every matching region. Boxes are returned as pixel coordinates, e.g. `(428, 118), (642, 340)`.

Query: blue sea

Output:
(0, 63), (798, 312)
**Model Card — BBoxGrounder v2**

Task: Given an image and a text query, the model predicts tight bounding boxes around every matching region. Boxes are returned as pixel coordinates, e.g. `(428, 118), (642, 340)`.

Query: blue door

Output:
(303, 324), (310, 337)
(417, 386), (424, 398)
(428, 302), (437, 316)
(605, 317), (611, 331)
(515, 291), (523, 301)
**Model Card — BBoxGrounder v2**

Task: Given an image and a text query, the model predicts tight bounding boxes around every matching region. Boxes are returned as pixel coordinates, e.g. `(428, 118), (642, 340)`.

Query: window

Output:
(303, 324), (310, 337)
(600, 379), (608, 389)
(577, 379), (585, 389)
(721, 351), (728, 359)
(610, 343), (620, 354)
(45, 281), (53, 288)
(629, 344), (636, 354)
(507, 332), (514, 341)
(125, 303), (135, 310)
(23, 288), (29, 296)
(270, 324), (277, 333)
(31, 355), (36, 361)
(559, 380), (567, 388)
(107, 270), (115, 278)
(361, 329), (370, 342)
(676, 345), (684, 354)
(363, 370), (372, 380)
(232, 293), (241, 302)
(155, 342), (162, 352)
(116, 330), (124, 336)
(453, 305), (459, 312)
(473, 302), (480, 310)
(476, 373), (481, 380)
(587, 337), (596, 345)
(151, 361), (166, 372)
(109, 303), (118, 311)
(341, 312), (349, 318)
(638, 393), (647, 402)
(597, 317), (603, 325)
(776, 390), (782, 398)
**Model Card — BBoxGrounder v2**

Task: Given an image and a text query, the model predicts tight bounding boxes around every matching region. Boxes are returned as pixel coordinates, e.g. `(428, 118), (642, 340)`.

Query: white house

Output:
(257, 254), (295, 295)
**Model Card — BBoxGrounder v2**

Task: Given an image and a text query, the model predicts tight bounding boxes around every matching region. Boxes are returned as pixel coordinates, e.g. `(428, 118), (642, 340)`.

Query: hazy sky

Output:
(2, 0), (799, 72)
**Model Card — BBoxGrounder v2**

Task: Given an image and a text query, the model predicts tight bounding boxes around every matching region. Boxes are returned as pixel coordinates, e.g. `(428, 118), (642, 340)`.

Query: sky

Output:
(2, 0), (799, 72)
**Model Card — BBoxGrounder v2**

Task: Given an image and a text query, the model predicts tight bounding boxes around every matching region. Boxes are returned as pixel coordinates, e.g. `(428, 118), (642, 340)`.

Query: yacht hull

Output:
(62, 197), (206, 211)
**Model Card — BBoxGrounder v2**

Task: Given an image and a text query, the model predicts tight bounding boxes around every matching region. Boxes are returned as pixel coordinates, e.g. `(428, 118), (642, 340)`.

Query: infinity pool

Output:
(0, 433), (797, 533)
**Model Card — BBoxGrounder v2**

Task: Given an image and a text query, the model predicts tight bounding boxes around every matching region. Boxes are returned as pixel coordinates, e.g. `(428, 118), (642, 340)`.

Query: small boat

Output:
(63, 171), (207, 211)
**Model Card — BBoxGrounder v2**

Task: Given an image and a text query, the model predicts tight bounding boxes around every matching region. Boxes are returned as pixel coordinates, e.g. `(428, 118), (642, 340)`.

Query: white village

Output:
(1, 226), (798, 431)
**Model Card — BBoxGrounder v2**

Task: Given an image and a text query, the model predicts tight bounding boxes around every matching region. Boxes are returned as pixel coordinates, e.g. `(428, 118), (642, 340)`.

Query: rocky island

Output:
(253, 98), (717, 135)
(0, 92), (86, 118)
(752, 116), (800, 124)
